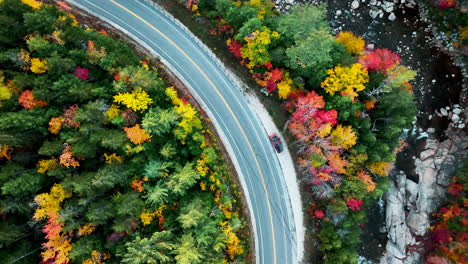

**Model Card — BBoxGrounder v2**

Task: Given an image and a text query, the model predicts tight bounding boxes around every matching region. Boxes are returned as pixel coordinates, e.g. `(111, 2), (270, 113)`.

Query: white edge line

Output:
(245, 93), (305, 263)
(63, 0), (260, 262)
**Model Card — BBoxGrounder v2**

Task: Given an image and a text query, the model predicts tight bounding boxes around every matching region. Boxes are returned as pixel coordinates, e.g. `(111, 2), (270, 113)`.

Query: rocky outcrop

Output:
(381, 128), (467, 264)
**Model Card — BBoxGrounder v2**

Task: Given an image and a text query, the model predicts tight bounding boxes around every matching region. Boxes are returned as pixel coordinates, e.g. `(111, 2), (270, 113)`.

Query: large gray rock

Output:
(406, 211), (428, 236)
(382, 130), (466, 264)
(420, 149), (435, 160)
(386, 242), (406, 259)
(405, 179), (418, 203)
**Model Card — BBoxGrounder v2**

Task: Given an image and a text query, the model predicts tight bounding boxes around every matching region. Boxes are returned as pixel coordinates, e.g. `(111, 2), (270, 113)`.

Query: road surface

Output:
(65, 1), (299, 263)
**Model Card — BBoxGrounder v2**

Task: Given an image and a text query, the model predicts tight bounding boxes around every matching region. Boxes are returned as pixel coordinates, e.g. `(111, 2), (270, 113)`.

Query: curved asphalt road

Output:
(65, 1), (298, 263)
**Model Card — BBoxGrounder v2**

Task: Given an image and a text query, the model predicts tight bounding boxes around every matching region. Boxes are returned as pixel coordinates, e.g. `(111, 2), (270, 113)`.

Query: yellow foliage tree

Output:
(165, 87), (202, 140)
(241, 26), (280, 68)
(30, 58), (48, 74)
(0, 85), (11, 100)
(166, 86), (181, 105)
(50, 30), (65, 45)
(33, 184), (71, 221)
(277, 73), (293, 99)
(176, 102), (202, 137)
(246, 0), (275, 19)
(77, 223), (96, 236)
(140, 205), (167, 226)
(103, 153), (124, 164)
(140, 210), (156, 226)
(0, 74), (12, 101)
(320, 63), (369, 99)
(0, 75), (19, 103)
(367, 161), (392, 176)
(113, 88), (153, 112)
(221, 221), (244, 259)
(105, 104), (121, 120)
(17, 49), (31, 70)
(82, 251), (110, 264)
(336, 31), (365, 55)
(316, 123), (332, 138)
(124, 124), (152, 144)
(21, 0), (41, 9)
(330, 124), (357, 149)
(195, 158), (210, 177)
(37, 159), (59, 174)
(48, 116), (64, 134)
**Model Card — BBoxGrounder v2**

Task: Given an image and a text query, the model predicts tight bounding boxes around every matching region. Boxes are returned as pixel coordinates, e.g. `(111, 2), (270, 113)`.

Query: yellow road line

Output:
(109, 0), (277, 262)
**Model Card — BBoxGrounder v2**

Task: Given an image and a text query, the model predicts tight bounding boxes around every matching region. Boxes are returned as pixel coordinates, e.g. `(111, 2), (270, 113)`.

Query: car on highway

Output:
(269, 133), (283, 153)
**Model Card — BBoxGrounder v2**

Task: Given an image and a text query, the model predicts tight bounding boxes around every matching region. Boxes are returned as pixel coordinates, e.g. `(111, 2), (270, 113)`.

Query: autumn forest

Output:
(0, 0), (247, 263)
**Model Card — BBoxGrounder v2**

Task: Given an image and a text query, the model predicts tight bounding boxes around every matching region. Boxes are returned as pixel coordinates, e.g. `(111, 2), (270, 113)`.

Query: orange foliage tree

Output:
(33, 184), (72, 264)
(59, 145), (80, 168)
(62, 104), (80, 128)
(18, 90), (47, 109)
(0, 144), (12, 160)
(124, 124), (152, 144)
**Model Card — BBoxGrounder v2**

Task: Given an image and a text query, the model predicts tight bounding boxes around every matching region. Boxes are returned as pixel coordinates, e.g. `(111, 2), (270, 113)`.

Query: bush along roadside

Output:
(178, 0), (417, 263)
(0, 0), (248, 263)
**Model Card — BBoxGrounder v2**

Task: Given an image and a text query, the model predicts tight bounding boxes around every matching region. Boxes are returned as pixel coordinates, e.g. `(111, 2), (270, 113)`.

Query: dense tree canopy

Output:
(0, 1), (247, 263)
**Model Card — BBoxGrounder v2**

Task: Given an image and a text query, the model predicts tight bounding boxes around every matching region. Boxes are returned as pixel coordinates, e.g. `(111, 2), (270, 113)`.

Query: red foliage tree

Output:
(270, 68), (283, 82)
(264, 62), (273, 70)
(75, 67), (89, 80)
(448, 183), (463, 196)
(432, 0), (457, 9)
(431, 228), (451, 244)
(266, 79), (277, 92)
(346, 198), (363, 211)
(314, 209), (325, 219)
(425, 256), (451, 264)
(227, 39), (243, 58)
(359, 48), (401, 73)
(283, 89), (306, 112)
(314, 109), (338, 126)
